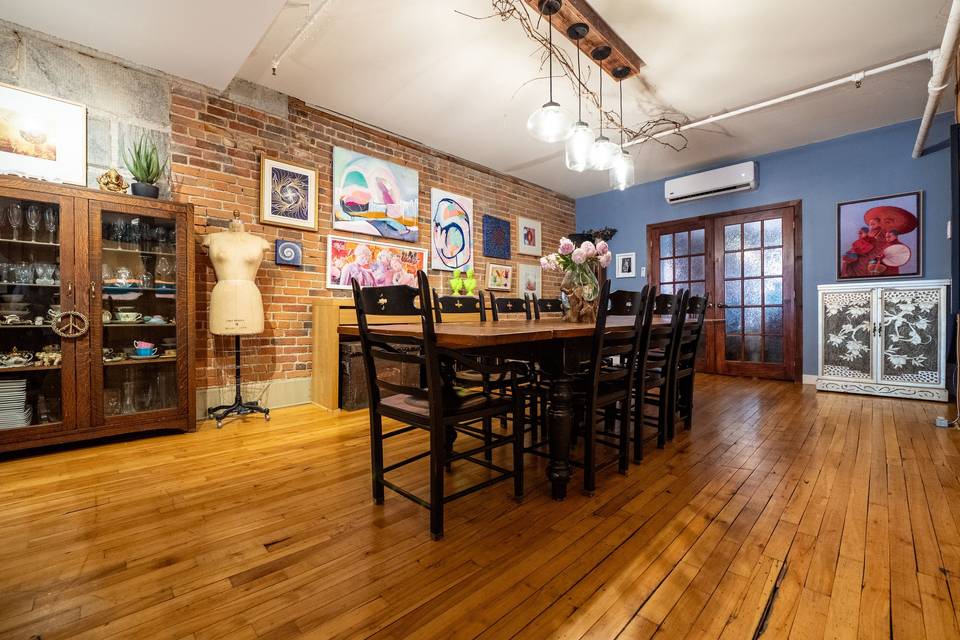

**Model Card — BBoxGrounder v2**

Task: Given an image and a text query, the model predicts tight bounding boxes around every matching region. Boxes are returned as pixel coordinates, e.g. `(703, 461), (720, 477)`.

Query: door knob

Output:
(717, 303), (730, 309)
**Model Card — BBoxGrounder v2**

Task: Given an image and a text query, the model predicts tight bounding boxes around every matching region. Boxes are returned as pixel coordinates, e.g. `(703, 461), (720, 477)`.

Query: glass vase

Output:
(560, 264), (600, 323)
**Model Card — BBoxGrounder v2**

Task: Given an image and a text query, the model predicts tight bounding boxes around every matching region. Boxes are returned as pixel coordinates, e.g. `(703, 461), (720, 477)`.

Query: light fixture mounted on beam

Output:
(526, 0), (573, 143)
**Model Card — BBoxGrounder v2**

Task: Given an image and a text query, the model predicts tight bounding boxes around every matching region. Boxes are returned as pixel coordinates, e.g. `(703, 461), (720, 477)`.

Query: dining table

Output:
(339, 317), (656, 501)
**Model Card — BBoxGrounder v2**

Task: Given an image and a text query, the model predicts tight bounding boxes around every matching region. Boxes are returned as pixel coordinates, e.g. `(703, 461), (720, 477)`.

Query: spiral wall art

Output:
(275, 239), (303, 267)
(259, 156), (318, 230)
(430, 188), (474, 271)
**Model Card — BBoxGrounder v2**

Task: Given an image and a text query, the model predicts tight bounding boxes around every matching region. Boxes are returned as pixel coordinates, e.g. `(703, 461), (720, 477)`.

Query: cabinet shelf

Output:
(103, 356), (176, 367)
(0, 237), (59, 248)
(102, 246), (176, 257)
(103, 322), (175, 328)
(0, 364), (61, 374)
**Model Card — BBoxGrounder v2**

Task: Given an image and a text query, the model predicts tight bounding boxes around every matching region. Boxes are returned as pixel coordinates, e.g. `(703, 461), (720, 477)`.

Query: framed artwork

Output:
(837, 191), (922, 280)
(259, 156), (318, 230)
(0, 83), (86, 185)
(517, 216), (542, 256)
(430, 188), (473, 271)
(486, 263), (513, 291)
(616, 252), (636, 278)
(275, 239), (303, 266)
(482, 215), (511, 259)
(332, 146), (419, 242)
(326, 235), (427, 290)
(518, 263), (541, 299)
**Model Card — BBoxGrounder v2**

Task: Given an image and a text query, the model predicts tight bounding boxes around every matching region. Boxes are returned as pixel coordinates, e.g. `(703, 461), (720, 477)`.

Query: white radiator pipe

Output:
(913, 0), (960, 158)
(628, 50), (939, 148)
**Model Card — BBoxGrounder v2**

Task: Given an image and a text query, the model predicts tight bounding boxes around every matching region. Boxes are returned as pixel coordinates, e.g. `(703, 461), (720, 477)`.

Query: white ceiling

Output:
(0, 0), (953, 198)
(0, 0), (286, 89)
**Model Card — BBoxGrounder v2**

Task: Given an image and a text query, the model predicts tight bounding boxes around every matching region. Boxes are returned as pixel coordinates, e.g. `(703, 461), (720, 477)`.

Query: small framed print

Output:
(518, 263), (541, 299)
(275, 239), (303, 266)
(486, 263), (513, 291)
(260, 156), (318, 231)
(517, 216), (542, 256)
(616, 252), (636, 278)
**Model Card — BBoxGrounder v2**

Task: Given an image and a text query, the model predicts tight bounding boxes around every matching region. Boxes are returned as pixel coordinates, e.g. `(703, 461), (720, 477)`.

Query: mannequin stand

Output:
(207, 335), (270, 429)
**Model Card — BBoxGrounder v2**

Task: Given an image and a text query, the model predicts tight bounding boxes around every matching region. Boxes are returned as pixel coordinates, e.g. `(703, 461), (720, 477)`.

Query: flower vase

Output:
(561, 265), (600, 323)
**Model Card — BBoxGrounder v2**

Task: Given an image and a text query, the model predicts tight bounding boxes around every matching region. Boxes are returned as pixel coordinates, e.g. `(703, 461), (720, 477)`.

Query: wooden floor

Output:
(1, 375), (960, 639)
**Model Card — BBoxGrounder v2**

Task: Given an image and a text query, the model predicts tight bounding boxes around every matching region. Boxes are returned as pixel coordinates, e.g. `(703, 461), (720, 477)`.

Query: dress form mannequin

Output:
(202, 212), (271, 427)
(202, 214), (271, 335)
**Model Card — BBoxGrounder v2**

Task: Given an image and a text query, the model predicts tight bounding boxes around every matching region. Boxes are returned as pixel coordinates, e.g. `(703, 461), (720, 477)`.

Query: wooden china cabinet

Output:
(0, 176), (195, 452)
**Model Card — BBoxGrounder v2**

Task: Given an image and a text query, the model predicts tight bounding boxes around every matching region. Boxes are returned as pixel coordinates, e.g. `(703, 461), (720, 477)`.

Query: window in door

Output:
(658, 228), (706, 296)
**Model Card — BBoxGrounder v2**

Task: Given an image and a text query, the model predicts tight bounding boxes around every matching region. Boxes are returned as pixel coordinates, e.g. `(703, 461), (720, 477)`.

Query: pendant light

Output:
(564, 23), (593, 172)
(526, 0), (572, 143)
(609, 66), (636, 191)
(587, 46), (618, 170)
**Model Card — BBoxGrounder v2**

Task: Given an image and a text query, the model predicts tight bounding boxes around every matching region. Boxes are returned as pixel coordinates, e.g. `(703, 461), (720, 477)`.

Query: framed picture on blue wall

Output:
(616, 252), (636, 278)
(837, 191), (922, 280)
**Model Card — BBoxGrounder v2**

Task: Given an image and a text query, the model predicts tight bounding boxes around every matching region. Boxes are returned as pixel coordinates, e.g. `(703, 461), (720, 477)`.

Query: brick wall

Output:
(168, 83), (576, 390)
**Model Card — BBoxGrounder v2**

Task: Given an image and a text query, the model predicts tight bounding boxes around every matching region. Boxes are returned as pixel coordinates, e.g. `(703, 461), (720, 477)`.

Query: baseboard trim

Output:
(196, 376), (312, 421)
(802, 374), (818, 385)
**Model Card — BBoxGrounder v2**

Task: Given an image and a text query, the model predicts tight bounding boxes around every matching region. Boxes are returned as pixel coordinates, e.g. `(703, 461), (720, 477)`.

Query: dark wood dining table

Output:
(339, 317), (647, 500)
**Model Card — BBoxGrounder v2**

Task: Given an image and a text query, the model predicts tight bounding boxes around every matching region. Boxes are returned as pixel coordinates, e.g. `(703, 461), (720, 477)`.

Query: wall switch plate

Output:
(948, 220), (952, 240)
(640, 266), (647, 278)
(936, 416), (952, 428)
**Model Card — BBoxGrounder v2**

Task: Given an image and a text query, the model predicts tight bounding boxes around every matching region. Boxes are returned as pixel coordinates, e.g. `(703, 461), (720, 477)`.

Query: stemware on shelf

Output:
(7, 203), (21, 241)
(127, 218), (142, 251)
(110, 220), (125, 249)
(43, 207), (57, 244)
(155, 256), (174, 284)
(25, 204), (40, 243)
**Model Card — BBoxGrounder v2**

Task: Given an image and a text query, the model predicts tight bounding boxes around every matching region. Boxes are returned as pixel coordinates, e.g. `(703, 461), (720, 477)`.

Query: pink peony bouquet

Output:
(540, 237), (612, 272)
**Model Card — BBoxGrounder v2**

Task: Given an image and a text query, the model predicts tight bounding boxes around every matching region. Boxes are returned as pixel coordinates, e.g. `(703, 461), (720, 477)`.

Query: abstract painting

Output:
(518, 263), (541, 299)
(616, 252), (636, 278)
(482, 215), (511, 259)
(275, 239), (303, 267)
(837, 191), (922, 280)
(326, 235), (427, 290)
(430, 188), (473, 271)
(517, 216), (542, 256)
(332, 146), (419, 242)
(486, 263), (513, 291)
(259, 156), (318, 230)
(0, 83), (86, 185)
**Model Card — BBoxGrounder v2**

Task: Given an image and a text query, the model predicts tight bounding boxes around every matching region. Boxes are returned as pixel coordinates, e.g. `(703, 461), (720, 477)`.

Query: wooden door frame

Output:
(646, 200), (803, 381)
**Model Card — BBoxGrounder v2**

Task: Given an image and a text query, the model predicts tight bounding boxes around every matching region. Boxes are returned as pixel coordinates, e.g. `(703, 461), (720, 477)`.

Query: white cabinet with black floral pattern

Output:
(817, 279), (950, 401)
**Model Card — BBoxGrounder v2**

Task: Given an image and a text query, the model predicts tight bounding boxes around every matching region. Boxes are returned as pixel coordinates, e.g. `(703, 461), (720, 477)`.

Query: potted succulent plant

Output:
(123, 135), (166, 198)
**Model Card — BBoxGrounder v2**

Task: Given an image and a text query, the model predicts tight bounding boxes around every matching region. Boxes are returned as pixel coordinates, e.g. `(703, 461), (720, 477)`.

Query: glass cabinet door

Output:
(0, 190), (75, 434)
(91, 203), (186, 425)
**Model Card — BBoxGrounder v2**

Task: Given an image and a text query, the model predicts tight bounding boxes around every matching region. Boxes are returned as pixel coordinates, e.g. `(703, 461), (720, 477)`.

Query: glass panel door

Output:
(91, 204), (183, 425)
(0, 192), (74, 434)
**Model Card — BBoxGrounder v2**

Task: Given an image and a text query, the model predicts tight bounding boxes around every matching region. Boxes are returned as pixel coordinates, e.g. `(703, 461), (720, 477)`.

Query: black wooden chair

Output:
(570, 279), (650, 493)
(532, 294), (563, 320)
(674, 294), (709, 431)
(353, 272), (525, 539)
(432, 291), (487, 323)
(636, 289), (689, 458)
(489, 292), (532, 321)
(608, 286), (649, 316)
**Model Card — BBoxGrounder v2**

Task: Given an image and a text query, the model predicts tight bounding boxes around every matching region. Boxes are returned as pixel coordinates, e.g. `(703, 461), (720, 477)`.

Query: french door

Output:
(647, 201), (801, 381)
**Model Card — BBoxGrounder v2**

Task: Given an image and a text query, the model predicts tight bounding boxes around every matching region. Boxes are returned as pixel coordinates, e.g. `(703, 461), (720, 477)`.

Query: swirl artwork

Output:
(332, 147), (419, 243)
(275, 239), (303, 267)
(482, 215), (510, 260)
(259, 157), (318, 230)
(430, 188), (473, 271)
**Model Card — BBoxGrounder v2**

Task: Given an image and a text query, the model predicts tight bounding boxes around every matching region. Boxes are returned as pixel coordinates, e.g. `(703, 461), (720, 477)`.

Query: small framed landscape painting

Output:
(486, 263), (512, 291)
(482, 215), (511, 259)
(518, 263), (541, 299)
(430, 188), (474, 271)
(837, 191), (922, 280)
(332, 146), (419, 242)
(260, 157), (318, 230)
(0, 83), (86, 185)
(326, 235), (427, 290)
(517, 216), (542, 256)
(616, 252), (636, 278)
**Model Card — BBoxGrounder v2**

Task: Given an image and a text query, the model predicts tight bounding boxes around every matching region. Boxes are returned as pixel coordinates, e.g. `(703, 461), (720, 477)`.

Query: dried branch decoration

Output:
(457, 0), (689, 151)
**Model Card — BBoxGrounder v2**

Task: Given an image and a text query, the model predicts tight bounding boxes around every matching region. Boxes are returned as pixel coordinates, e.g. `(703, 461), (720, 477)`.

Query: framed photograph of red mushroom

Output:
(260, 156), (318, 230)
(837, 191), (922, 280)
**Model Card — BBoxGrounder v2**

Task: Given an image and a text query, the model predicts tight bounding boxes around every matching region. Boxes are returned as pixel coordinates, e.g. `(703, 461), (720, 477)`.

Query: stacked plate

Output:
(0, 379), (31, 430)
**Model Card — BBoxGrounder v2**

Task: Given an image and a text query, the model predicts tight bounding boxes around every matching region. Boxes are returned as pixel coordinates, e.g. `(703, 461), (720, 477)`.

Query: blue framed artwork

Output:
(275, 239), (303, 266)
(482, 215), (511, 260)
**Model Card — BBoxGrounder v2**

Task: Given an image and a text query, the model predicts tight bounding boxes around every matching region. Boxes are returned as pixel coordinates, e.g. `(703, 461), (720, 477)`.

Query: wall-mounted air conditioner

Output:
(664, 161), (757, 204)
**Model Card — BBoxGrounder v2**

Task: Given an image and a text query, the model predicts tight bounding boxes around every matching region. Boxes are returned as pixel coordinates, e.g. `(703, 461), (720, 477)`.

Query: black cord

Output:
(548, 13), (553, 103)
(576, 46), (582, 121)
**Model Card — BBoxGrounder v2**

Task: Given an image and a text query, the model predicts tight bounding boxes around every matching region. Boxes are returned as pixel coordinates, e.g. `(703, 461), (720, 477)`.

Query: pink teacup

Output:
(133, 340), (155, 349)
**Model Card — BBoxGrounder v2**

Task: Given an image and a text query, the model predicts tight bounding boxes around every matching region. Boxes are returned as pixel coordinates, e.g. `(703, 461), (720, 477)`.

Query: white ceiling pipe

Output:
(913, 0), (960, 158)
(272, 0), (335, 76)
(627, 50), (939, 149)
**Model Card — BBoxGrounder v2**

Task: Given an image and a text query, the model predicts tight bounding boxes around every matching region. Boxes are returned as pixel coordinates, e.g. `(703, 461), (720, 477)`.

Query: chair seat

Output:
(380, 387), (512, 423)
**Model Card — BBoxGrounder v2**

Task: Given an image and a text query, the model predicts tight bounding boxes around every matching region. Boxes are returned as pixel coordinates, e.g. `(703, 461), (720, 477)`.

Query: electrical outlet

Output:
(936, 416), (952, 428)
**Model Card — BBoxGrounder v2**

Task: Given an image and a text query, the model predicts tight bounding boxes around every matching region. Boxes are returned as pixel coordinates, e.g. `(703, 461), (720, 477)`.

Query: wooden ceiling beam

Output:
(523, 0), (645, 80)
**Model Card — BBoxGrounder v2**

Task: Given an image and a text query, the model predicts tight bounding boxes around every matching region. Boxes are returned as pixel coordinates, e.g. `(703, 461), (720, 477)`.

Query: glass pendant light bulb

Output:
(528, 102), (573, 143)
(609, 149), (636, 191)
(588, 135), (618, 170)
(565, 121), (594, 172)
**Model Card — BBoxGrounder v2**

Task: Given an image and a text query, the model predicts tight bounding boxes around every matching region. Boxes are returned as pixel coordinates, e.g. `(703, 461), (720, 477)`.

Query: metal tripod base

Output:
(206, 335), (270, 429)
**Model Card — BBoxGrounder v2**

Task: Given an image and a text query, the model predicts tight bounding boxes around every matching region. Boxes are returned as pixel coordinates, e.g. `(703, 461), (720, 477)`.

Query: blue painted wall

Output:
(576, 113), (954, 376)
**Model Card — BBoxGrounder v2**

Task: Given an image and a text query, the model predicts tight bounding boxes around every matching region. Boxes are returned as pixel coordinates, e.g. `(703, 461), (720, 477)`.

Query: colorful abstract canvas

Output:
(486, 263), (512, 291)
(259, 157), (318, 230)
(517, 216), (542, 256)
(837, 191), (922, 279)
(326, 235), (427, 290)
(332, 147), (419, 243)
(518, 263), (541, 299)
(430, 188), (473, 271)
(482, 215), (511, 260)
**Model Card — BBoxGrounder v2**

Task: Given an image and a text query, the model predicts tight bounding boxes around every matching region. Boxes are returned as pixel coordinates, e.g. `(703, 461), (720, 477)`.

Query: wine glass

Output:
(25, 204), (40, 243)
(7, 203), (21, 241)
(155, 256), (173, 285)
(43, 207), (57, 244)
(110, 220), (125, 249)
(127, 218), (142, 252)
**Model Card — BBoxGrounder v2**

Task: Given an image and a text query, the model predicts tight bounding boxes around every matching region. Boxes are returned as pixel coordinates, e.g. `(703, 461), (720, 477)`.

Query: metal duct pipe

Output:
(913, 0), (960, 158)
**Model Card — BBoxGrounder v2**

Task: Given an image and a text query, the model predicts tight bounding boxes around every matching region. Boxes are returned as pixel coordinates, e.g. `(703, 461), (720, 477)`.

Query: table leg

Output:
(546, 374), (574, 500)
